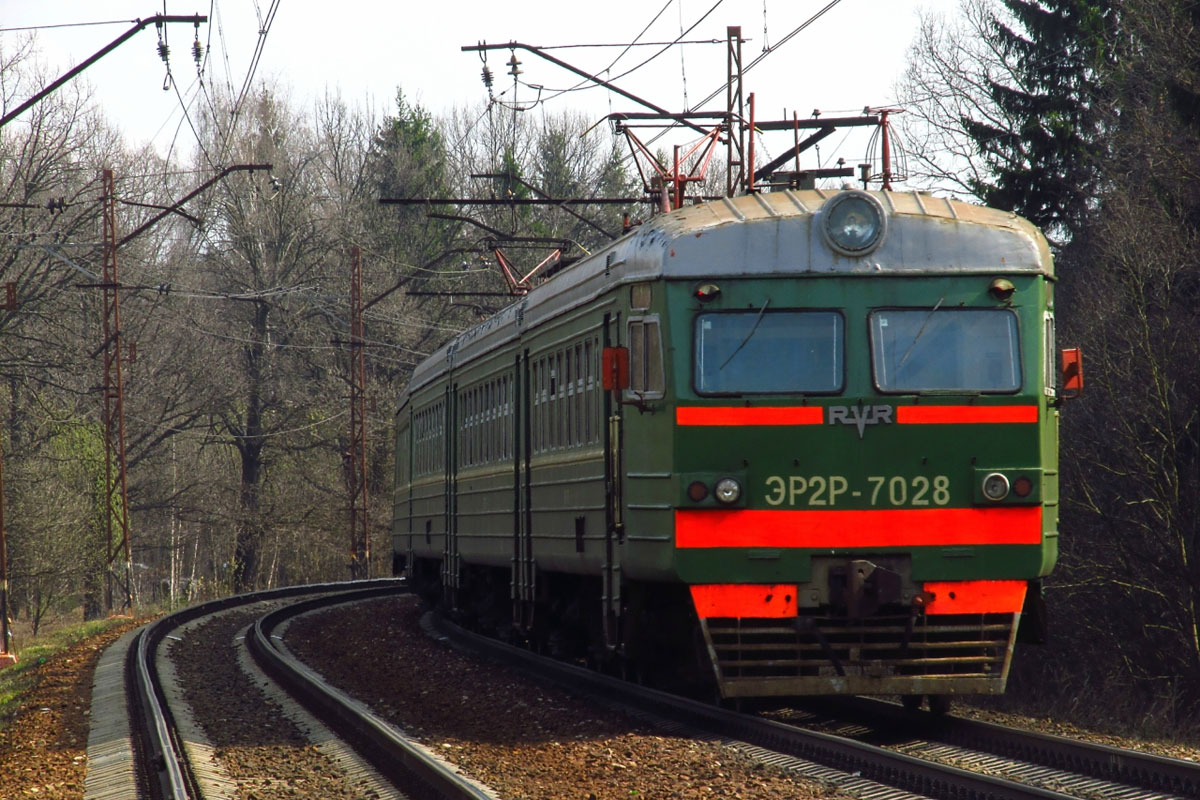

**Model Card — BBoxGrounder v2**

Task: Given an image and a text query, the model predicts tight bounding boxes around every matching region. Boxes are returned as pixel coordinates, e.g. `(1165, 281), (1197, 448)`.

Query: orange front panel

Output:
(689, 584), (799, 619)
(675, 406), (824, 426)
(896, 405), (1039, 424)
(674, 507), (1043, 548)
(922, 579), (1028, 614)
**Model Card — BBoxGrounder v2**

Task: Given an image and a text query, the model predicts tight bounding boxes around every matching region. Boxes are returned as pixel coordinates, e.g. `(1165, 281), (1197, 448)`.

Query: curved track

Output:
(124, 580), (494, 800)
(246, 591), (496, 800)
(429, 614), (1200, 800)
(130, 582), (373, 799)
(788, 697), (1200, 799)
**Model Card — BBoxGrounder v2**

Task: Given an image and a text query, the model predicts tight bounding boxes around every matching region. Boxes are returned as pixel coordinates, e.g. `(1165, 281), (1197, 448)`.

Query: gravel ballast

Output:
(4, 590), (1200, 799)
(284, 593), (847, 799)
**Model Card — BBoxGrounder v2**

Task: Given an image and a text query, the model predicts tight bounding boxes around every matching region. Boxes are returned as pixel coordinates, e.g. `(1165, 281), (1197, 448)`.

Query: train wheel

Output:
(901, 694), (924, 712)
(928, 694), (952, 715)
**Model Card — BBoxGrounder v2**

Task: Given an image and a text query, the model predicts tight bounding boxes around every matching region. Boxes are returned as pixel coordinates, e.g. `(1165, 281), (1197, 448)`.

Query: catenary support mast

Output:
(99, 168), (134, 614)
(348, 247), (369, 578)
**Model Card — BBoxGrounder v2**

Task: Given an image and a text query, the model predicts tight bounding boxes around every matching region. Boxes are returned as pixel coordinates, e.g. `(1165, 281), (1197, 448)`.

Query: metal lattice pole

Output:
(726, 25), (745, 197)
(0, 441), (15, 664)
(100, 169), (133, 613)
(348, 246), (369, 579)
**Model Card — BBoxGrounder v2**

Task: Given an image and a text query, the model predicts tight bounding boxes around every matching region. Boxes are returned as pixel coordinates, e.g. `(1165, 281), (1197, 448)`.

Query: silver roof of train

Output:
(616, 188), (1052, 279)
(403, 190), (1052, 398)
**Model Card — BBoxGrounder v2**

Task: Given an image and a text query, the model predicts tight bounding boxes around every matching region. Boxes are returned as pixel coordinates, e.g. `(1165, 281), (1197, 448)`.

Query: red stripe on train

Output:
(674, 507), (1043, 548)
(676, 405), (1039, 426)
(923, 580), (1028, 614)
(896, 405), (1039, 424)
(689, 584), (799, 619)
(687, 580), (1028, 617)
(675, 406), (823, 426)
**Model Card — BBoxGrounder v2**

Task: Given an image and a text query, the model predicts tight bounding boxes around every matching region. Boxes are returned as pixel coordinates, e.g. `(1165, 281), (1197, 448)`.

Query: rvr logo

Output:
(827, 405), (894, 439)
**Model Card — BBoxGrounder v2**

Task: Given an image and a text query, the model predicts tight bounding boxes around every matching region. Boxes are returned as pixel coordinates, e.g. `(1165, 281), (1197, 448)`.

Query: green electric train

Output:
(393, 188), (1078, 706)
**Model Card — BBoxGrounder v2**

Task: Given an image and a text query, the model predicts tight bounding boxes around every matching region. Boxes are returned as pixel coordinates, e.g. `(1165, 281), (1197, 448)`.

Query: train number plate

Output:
(763, 474), (951, 507)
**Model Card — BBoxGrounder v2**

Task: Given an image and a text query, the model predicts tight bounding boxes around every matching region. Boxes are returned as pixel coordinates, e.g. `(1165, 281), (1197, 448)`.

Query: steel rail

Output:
(128, 579), (403, 800)
(249, 591), (496, 800)
(429, 615), (1085, 800)
(130, 625), (191, 799)
(833, 696), (1200, 798)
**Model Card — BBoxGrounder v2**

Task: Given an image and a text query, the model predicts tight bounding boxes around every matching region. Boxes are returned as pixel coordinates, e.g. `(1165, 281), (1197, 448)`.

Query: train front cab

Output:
(655, 194), (1074, 701)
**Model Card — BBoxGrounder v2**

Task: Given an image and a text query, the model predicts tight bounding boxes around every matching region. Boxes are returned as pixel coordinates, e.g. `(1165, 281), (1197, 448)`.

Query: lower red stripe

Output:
(923, 580), (1028, 614)
(690, 584), (798, 619)
(675, 507), (1042, 548)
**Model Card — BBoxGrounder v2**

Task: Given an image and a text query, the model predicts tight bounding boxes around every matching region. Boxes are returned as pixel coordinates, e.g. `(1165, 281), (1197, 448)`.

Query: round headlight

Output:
(822, 191), (886, 256)
(981, 472), (1010, 501)
(713, 477), (742, 505)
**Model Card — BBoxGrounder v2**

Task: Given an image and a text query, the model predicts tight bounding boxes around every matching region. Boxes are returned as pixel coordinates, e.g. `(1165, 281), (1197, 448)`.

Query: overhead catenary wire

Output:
(125, 408), (351, 441)
(489, 0), (725, 111)
(232, 0), (279, 115)
(600, 0), (727, 91)
(0, 18), (144, 33)
(692, 0), (843, 112)
(677, 0), (690, 110)
(530, 0), (676, 101)
(618, 0), (845, 169)
(165, 65), (217, 168)
(210, 0), (280, 166)
(540, 38), (723, 51)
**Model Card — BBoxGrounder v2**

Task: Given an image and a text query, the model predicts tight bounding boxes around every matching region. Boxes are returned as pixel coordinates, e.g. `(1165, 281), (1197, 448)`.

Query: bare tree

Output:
(896, 0), (1017, 201)
(0, 36), (154, 620)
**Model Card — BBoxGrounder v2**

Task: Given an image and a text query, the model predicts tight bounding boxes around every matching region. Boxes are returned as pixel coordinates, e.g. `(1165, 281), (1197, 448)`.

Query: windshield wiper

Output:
(720, 298), (770, 371)
(896, 296), (944, 373)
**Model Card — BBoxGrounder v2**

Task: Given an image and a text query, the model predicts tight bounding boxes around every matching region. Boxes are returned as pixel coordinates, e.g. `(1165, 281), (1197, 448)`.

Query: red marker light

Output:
(687, 481), (709, 502)
(1013, 476), (1033, 497)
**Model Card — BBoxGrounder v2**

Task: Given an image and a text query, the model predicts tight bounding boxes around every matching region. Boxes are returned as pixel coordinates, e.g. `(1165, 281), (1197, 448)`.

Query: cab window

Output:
(870, 308), (1021, 393)
(694, 311), (843, 395)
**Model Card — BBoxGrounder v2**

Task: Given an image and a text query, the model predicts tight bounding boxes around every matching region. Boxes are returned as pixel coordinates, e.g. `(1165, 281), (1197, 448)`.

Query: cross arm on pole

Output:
(462, 41), (714, 139)
(117, 164), (271, 247)
(0, 15), (208, 129)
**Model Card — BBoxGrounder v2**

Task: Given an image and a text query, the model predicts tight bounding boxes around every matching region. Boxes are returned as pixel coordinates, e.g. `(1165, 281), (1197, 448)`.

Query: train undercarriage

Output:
(403, 556), (1022, 708)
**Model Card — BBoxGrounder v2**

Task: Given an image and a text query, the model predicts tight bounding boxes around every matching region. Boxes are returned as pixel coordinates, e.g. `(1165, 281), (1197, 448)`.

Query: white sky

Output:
(2, 1), (961, 173)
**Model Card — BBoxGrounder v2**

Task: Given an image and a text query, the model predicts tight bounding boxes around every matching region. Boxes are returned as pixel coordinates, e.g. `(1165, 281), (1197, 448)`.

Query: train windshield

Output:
(694, 311), (843, 394)
(870, 308), (1022, 393)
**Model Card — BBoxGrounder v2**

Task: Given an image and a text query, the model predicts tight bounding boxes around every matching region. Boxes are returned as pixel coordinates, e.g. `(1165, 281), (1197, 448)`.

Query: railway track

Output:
(430, 614), (1200, 800)
(95, 580), (496, 800)
(88, 584), (1199, 800)
(771, 697), (1200, 799)
(245, 590), (497, 800)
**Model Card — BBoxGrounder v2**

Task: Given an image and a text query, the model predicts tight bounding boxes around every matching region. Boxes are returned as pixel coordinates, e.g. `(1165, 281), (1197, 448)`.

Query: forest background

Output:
(1, 0), (1197, 731)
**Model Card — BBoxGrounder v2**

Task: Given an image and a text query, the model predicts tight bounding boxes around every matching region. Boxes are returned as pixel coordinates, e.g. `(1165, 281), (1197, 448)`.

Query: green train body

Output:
(393, 189), (1062, 700)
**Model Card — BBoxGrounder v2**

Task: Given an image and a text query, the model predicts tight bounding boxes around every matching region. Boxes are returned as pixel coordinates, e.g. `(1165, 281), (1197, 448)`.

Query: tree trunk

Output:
(232, 303), (269, 593)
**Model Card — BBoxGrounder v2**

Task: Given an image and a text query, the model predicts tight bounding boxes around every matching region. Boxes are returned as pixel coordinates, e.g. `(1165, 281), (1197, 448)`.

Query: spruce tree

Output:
(963, 0), (1115, 242)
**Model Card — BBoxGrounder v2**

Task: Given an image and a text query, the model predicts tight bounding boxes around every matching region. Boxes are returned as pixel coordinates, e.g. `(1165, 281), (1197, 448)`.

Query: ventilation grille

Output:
(700, 613), (1018, 697)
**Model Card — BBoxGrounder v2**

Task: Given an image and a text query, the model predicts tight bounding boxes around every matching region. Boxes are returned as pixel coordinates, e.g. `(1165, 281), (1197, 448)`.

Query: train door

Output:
(602, 312), (624, 651)
(442, 382), (460, 608)
(513, 352), (535, 630)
